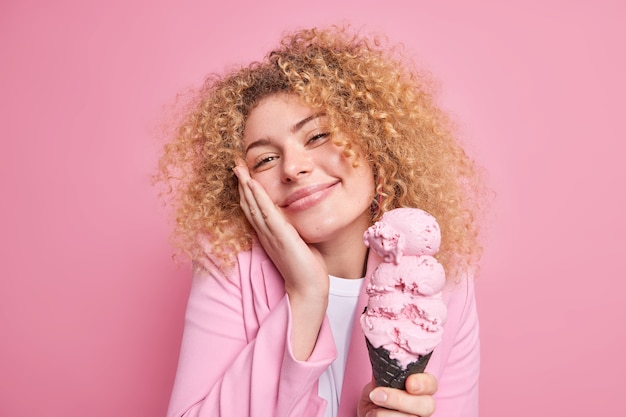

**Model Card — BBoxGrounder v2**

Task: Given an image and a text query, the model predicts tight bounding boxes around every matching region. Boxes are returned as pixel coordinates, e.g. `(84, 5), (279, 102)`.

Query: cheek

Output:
(250, 172), (281, 204)
(347, 164), (376, 202)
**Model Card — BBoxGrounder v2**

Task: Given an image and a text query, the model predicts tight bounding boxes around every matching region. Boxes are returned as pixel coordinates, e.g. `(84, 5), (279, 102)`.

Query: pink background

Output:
(1, 1), (624, 415)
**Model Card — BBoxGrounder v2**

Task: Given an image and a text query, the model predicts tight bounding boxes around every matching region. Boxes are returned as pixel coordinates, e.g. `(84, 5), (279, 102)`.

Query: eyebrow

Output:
(292, 112), (325, 133)
(244, 112), (326, 154)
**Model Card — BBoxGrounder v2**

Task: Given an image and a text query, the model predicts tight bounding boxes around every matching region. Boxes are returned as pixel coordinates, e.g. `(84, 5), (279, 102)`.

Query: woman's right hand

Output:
(358, 373), (438, 417)
(233, 162), (329, 360)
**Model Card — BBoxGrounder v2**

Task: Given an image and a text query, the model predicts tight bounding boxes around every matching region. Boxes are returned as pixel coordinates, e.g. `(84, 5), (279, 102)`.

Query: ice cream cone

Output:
(361, 208), (445, 390)
(365, 338), (432, 390)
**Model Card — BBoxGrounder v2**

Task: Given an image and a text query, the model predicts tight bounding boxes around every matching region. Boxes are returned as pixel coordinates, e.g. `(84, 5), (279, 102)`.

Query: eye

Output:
(252, 154), (279, 171)
(307, 132), (330, 146)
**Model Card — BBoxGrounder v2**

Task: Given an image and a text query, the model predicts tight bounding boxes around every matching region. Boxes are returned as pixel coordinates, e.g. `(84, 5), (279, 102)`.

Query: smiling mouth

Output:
(280, 182), (339, 209)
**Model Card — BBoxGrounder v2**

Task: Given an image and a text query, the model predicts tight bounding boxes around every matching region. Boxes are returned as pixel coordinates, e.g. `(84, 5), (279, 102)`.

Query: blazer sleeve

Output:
(431, 274), (480, 417)
(166, 257), (336, 417)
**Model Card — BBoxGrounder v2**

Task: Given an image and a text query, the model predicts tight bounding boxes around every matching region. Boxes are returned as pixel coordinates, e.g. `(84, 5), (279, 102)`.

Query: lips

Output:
(280, 181), (339, 209)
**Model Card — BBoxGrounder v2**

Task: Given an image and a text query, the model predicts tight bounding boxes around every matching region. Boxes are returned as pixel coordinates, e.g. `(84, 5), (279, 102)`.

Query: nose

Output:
(281, 145), (313, 182)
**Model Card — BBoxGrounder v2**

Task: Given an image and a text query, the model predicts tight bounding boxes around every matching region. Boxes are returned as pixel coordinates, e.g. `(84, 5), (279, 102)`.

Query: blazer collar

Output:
(338, 249), (382, 416)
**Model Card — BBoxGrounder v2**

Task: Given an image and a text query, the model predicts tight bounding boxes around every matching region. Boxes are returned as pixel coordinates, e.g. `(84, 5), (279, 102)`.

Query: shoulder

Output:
(193, 235), (264, 277)
(442, 268), (478, 327)
(194, 235), (283, 293)
(425, 268), (479, 380)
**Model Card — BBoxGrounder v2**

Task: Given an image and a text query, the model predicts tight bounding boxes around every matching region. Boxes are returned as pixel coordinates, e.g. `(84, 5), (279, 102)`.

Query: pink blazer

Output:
(167, 242), (479, 417)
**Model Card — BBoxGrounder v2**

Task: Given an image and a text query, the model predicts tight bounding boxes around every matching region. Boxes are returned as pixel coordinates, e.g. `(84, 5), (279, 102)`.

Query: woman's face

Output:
(242, 93), (375, 246)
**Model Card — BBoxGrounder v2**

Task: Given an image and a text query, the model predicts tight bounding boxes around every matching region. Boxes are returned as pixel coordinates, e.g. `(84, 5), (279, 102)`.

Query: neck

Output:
(314, 233), (369, 279)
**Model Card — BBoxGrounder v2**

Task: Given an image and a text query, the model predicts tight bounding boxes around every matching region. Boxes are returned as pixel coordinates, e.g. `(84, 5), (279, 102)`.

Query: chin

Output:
(291, 218), (335, 243)
(293, 214), (370, 245)
(294, 227), (330, 244)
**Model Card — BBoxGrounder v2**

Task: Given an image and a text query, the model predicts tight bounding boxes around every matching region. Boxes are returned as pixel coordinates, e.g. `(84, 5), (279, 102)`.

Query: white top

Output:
(318, 275), (364, 417)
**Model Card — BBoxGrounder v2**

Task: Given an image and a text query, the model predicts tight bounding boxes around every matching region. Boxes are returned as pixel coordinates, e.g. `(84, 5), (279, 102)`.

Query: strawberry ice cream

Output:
(360, 208), (447, 388)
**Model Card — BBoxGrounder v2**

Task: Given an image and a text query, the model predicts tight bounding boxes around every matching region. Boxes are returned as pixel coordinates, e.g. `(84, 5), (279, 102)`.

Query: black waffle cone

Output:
(365, 338), (432, 390)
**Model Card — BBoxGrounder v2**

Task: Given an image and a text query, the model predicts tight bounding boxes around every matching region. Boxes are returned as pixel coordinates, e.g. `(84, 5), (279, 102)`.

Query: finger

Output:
(406, 372), (438, 396)
(247, 178), (278, 225)
(234, 166), (275, 234)
(368, 386), (436, 417)
(233, 166), (258, 224)
(358, 380), (378, 417)
(242, 186), (265, 231)
(232, 161), (250, 181)
(233, 164), (275, 220)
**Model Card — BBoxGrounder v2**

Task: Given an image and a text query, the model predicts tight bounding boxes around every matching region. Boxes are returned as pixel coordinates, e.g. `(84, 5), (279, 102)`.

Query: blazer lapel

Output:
(337, 250), (382, 417)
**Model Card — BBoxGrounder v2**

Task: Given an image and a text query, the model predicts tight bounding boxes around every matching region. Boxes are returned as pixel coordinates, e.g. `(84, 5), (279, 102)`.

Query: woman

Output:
(159, 26), (484, 417)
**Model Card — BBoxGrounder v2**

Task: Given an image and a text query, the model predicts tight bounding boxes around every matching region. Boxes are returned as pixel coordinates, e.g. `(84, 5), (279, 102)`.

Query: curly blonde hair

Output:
(157, 26), (486, 277)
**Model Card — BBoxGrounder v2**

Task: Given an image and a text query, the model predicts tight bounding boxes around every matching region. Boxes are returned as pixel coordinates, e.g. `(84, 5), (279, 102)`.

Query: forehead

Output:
(243, 94), (324, 140)
(246, 94), (316, 124)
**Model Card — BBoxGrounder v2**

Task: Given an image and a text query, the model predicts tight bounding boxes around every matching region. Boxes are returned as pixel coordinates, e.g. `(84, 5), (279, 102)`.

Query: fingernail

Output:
(369, 389), (387, 404)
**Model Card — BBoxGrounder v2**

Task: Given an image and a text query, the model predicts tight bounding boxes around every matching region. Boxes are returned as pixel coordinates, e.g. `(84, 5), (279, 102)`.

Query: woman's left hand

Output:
(357, 373), (438, 417)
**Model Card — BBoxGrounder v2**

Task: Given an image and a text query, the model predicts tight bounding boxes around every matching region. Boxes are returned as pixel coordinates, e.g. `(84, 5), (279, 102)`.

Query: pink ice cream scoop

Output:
(360, 208), (447, 388)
